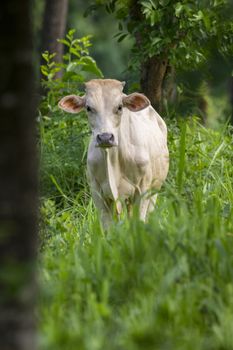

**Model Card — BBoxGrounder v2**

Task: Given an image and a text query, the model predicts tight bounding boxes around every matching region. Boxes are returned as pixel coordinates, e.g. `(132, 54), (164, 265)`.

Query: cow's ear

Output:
(58, 95), (85, 114)
(123, 93), (150, 112)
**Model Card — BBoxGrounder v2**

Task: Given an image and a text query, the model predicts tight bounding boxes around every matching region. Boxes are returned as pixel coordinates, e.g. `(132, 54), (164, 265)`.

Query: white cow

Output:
(59, 79), (169, 228)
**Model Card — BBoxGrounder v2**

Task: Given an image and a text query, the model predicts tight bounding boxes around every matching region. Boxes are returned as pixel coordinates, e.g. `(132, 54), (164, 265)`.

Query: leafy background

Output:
(37, 2), (233, 349)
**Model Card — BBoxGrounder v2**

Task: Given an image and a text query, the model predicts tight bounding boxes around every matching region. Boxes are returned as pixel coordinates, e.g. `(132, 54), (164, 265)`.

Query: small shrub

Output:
(39, 29), (103, 203)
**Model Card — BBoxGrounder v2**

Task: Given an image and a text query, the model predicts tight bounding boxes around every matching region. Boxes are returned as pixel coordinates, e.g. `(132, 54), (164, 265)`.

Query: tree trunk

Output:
(41, 0), (69, 77)
(140, 56), (168, 112)
(128, 1), (168, 112)
(0, 1), (38, 350)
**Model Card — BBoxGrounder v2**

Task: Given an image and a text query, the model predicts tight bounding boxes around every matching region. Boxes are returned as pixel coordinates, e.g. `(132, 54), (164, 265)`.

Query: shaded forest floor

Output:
(38, 116), (233, 350)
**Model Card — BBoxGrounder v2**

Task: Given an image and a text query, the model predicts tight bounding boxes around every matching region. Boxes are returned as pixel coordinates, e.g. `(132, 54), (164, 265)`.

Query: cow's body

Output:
(59, 79), (169, 228)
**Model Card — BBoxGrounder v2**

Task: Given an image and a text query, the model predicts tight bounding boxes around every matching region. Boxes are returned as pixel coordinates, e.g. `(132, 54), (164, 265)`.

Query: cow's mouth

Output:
(96, 133), (117, 148)
(96, 141), (116, 148)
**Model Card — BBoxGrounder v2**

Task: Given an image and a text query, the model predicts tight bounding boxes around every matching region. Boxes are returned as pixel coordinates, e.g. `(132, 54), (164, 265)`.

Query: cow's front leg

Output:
(100, 204), (114, 230)
(87, 167), (112, 229)
(90, 183), (114, 230)
(90, 183), (120, 229)
(134, 177), (151, 221)
(146, 193), (158, 217)
(138, 198), (150, 222)
(133, 187), (149, 222)
(138, 192), (158, 221)
(98, 198), (123, 229)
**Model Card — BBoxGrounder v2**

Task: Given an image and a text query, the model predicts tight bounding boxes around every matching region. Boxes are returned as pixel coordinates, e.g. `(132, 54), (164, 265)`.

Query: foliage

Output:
(40, 29), (103, 115)
(68, 0), (134, 80)
(39, 112), (90, 206)
(39, 111), (233, 349)
(87, 0), (233, 71)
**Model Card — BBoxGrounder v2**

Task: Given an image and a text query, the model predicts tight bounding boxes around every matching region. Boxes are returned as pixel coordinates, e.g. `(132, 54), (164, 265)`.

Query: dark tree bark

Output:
(129, 0), (168, 112)
(41, 0), (69, 77)
(140, 57), (168, 112)
(0, 1), (38, 350)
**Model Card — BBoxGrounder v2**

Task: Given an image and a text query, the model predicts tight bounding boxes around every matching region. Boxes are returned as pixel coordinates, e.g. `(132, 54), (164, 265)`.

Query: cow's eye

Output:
(118, 105), (123, 112)
(86, 105), (92, 112)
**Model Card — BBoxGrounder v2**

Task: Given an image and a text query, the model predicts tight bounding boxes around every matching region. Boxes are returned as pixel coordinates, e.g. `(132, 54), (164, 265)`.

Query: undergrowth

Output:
(39, 112), (233, 350)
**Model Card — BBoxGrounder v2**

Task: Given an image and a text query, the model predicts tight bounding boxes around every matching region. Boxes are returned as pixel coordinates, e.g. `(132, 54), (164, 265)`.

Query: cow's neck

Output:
(102, 147), (120, 201)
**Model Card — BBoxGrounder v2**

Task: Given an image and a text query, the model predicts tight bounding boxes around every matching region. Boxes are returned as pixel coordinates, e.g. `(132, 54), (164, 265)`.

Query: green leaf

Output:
(66, 62), (78, 72)
(203, 14), (211, 31)
(49, 53), (57, 60)
(41, 66), (48, 76)
(175, 2), (183, 17)
(41, 52), (49, 62)
(70, 48), (81, 58)
(62, 71), (85, 83)
(109, 0), (116, 12)
(84, 4), (98, 17)
(42, 52), (56, 62)
(63, 53), (70, 61)
(68, 29), (76, 37)
(118, 22), (123, 31)
(152, 37), (162, 46)
(79, 56), (103, 78)
(192, 10), (204, 22)
(150, 11), (162, 25)
(117, 33), (128, 42)
(141, 1), (152, 11)
(57, 39), (70, 47)
(159, 0), (170, 6)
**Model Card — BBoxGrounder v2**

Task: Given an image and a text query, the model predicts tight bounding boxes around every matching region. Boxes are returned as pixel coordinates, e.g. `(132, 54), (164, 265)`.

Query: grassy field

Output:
(38, 113), (233, 350)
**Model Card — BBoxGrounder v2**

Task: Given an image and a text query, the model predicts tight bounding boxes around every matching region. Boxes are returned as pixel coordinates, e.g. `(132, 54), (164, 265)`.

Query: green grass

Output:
(39, 116), (233, 350)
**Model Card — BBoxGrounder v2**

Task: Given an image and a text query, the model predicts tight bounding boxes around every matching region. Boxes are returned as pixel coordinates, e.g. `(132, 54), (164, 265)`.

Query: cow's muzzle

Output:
(96, 133), (116, 148)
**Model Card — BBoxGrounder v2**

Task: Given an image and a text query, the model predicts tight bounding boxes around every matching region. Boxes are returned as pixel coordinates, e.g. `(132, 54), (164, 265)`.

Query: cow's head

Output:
(58, 79), (150, 148)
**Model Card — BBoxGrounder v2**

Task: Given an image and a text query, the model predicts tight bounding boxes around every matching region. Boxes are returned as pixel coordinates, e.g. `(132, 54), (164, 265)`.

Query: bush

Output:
(39, 29), (103, 203)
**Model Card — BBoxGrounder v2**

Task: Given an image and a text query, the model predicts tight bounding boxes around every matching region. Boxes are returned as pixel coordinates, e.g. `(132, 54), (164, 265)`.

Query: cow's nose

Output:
(96, 133), (115, 147)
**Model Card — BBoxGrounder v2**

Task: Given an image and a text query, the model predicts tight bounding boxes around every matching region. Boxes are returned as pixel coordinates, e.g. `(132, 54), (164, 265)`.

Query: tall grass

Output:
(39, 116), (233, 350)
